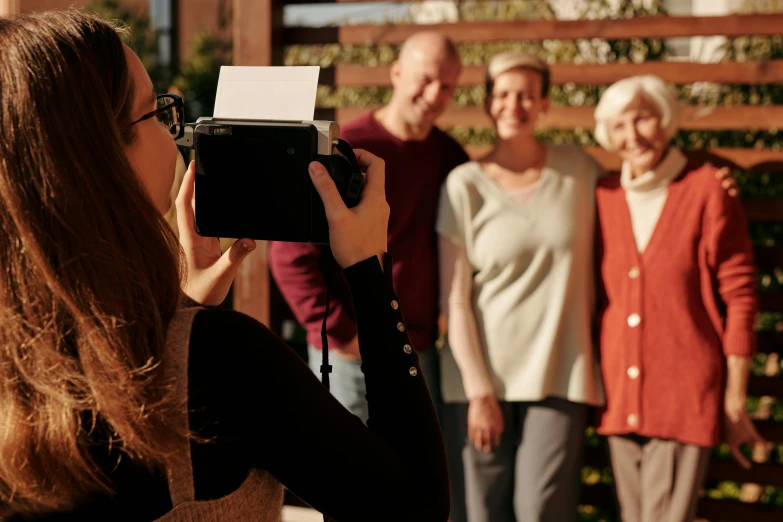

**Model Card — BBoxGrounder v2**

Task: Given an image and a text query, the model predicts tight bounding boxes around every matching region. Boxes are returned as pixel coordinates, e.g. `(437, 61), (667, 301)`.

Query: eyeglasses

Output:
(131, 93), (185, 140)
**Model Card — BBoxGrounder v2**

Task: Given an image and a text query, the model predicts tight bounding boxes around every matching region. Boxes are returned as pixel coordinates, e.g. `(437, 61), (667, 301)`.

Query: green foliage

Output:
(737, 170), (783, 199)
(88, 0), (233, 122)
(457, 0), (553, 21)
(738, 0), (783, 14)
(173, 33), (232, 121)
(723, 35), (783, 61)
(578, 504), (616, 522)
(88, 0), (170, 89)
(285, 43), (400, 67)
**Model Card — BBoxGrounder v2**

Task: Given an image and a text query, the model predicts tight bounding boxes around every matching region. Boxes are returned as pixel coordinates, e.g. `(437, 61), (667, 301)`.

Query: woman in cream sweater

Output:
(436, 51), (605, 522)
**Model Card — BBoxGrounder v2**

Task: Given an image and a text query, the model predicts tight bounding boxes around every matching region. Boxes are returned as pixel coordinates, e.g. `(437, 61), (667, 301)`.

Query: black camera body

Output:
(175, 118), (364, 244)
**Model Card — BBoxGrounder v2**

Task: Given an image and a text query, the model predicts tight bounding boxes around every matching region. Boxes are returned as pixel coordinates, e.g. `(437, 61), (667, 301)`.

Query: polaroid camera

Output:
(175, 118), (364, 244)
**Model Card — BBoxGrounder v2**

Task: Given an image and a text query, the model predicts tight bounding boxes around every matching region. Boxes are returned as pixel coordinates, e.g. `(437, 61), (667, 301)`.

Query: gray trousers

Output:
(608, 435), (711, 522)
(443, 397), (588, 522)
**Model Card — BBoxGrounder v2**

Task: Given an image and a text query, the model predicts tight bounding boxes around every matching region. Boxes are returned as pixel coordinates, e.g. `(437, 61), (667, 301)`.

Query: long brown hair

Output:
(0, 10), (184, 515)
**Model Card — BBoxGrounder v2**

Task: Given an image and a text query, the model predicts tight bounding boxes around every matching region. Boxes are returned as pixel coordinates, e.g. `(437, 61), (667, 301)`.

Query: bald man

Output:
(270, 32), (468, 421)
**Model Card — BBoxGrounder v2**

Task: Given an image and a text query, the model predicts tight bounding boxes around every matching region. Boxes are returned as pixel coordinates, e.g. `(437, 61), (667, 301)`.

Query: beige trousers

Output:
(608, 435), (711, 522)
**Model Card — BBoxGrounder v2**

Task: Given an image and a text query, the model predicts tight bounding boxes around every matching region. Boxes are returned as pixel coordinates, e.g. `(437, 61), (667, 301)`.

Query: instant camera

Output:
(175, 118), (364, 244)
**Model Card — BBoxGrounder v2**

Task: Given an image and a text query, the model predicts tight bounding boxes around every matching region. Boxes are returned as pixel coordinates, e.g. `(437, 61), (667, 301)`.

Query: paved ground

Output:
(282, 505), (322, 522)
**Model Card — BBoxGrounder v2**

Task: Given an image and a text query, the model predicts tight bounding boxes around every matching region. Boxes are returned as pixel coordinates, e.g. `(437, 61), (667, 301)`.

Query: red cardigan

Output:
(594, 161), (758, 447)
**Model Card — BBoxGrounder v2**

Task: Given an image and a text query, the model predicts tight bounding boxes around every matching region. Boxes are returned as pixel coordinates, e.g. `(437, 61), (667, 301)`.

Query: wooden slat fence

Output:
(236, 3), (783, 520)
(317, 105), (783, 131)
(319, 60), (783, 87)
(284, 14), (783, 45)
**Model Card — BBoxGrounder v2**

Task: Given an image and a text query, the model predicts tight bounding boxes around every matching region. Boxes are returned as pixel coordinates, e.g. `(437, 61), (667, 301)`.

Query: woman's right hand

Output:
(308, 148), (389, 269)
(468, 395), (505, 453)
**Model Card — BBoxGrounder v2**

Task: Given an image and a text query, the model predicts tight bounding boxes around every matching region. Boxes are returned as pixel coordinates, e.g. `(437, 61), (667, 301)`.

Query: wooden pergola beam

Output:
(285, 14), (783, 46)
(320, 105), (783, 132)
(318, 60), (783, 87)
(233, 0), (284, 67)
(461, 146), (783, 173)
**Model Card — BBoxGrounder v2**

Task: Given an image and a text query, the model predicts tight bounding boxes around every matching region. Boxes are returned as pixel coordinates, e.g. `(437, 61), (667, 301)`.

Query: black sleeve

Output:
(187, 255), (449, 522)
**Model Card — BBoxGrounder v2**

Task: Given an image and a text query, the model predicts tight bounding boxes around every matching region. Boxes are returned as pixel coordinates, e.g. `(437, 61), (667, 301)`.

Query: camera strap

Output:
(320, 279), (339, 522)
(319, 280), (332, 392)
(334, 138), (358, 167)
(316, 149), (356, 522)
(316, 141), (355, 392)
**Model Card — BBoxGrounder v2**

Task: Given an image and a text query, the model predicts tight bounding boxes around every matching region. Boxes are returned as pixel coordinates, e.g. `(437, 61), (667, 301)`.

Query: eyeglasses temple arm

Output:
(175, 123), (195, 148)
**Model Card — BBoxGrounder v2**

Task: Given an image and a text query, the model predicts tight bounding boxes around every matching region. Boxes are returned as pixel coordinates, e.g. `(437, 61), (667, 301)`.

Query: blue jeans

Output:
(307, 344), (442, 424)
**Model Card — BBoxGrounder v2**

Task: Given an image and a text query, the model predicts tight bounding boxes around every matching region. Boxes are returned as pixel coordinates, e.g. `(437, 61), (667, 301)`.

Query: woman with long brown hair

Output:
(0, 9), (447, 521)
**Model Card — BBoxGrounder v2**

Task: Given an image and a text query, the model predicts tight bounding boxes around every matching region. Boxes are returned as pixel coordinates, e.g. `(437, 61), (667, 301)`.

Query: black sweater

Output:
(10, 256), (449, 522)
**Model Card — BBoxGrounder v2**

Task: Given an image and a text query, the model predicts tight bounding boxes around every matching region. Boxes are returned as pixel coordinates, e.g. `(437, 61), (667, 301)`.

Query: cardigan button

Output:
(627, 313), (641, 328)
(397, 322), (406, 332)
(628, 267), (640, 279)
(627, 366), (640, 379)
(409, 367), (418, 377)
(403, 344), (413, 355)
(391, 300), (399, 310)
(627, 413), (638, 427)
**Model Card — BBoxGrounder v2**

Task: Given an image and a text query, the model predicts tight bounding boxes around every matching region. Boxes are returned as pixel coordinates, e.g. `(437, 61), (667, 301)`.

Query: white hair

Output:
(593, 75), (681, 151)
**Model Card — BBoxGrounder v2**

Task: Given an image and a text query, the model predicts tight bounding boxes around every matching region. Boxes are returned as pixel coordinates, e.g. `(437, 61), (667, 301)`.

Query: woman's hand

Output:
(468, 395), (505, 453)
(724, 396), (771, 469)
(176, 160), (257, 306)
(308, 149), (389, 269)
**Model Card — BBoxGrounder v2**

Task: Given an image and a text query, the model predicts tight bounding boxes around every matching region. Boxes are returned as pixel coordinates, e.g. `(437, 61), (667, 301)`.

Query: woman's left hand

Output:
(724, 399), (771, 469)
(176, 160), (256, 306)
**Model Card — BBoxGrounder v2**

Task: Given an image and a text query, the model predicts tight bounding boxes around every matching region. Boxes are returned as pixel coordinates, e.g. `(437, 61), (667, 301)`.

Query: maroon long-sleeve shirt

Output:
(269, 112), (469, 352)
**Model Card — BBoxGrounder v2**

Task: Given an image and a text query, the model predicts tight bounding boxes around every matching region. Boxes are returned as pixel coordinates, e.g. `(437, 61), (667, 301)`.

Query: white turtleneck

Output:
(621, 147), (688, 253)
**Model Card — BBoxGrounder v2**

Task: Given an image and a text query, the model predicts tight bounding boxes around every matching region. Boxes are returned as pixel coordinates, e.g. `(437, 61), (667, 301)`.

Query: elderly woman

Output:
(437, 51), (605, 522)
(593, 74), (769, 522)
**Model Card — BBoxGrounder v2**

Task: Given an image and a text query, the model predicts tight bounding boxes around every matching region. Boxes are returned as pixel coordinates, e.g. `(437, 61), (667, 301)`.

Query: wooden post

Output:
(0, 0), (19, 16)
(233, 0), (283, 66)
(230, 0), (283, 326)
